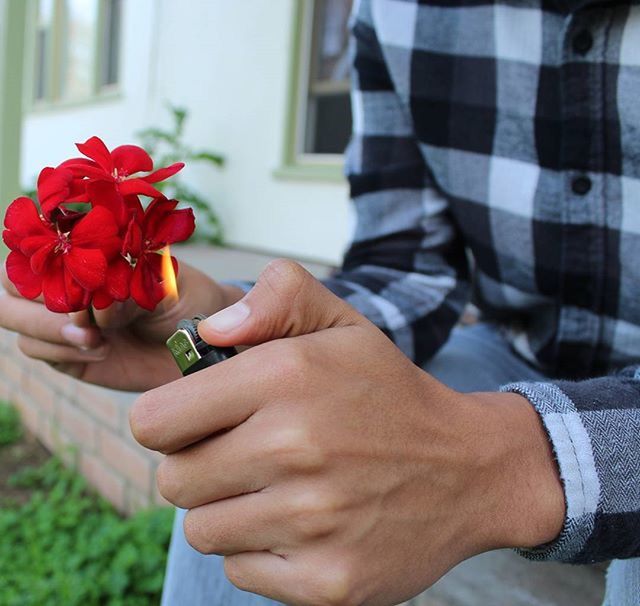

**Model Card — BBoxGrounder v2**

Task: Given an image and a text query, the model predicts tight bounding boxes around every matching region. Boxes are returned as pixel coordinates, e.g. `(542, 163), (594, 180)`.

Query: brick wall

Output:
(0, 326), (166, 514)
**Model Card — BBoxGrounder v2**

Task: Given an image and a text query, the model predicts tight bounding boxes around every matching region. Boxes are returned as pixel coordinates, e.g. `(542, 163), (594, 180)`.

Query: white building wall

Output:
(21, 0), (351, 266)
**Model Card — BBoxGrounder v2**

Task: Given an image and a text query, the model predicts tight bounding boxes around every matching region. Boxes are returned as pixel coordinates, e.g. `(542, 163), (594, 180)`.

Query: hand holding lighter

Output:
(166, 315), (237, 376)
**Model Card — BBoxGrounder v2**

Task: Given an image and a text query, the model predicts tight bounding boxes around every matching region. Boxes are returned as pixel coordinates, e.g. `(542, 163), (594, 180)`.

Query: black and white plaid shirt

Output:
(318, 0), (640, 589)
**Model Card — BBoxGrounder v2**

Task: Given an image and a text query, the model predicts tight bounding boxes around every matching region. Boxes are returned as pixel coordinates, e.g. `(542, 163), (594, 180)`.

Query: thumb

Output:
(197, 259), (365, 347)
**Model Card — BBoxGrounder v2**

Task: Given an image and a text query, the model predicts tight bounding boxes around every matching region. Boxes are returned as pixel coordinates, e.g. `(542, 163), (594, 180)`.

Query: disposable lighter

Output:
(166, 314), (237, 376)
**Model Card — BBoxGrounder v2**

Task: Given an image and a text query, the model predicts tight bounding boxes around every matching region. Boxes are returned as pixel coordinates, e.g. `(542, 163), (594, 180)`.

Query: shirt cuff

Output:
(499, 381), (599, 562)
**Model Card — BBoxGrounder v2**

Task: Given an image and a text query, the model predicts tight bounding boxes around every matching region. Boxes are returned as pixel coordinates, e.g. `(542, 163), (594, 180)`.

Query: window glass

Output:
(100, 0), (121, 87)
(34, 0), (55, 101)
(60, 0), (99, 100)
(303, 0), (353, 156)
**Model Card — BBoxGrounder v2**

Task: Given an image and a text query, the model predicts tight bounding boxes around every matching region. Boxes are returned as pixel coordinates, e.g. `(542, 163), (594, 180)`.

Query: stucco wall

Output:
(21, 0), (351, 265)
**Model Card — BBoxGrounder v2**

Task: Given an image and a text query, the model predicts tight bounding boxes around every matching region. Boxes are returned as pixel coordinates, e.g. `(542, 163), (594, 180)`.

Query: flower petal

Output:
(106, 256), (132, 300)
(130, 254), (164, 311)
(71, 206), (119, 248)
(54, 208), (89, 233)
(37, 167), (74, 219)
(141, 196), (177, 233)
(86, 180), (129, 228)
(111, 145), (153, 177)
(151, 207), (195, 248)
(142, 162), (184, 184)
(2, 229), (20, 251)
(6, 251), (43, 300)
(59, 158), (109, 180)
(4, 197), (49, 236)
(118, 178), (164, 198)
(124, 195), (144, 217)
(76, 136), (114, 173)
(122, 216), (143, 258)
(92, 290), (114, 310)
(64, 247), (107, 291)
(42, 257), (69, 312)
(64, 264), (92, 312)
(28, 239), (56, 275)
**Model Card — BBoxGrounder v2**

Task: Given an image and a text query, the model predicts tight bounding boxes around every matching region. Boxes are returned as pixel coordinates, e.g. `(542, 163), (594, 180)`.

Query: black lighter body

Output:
(166, 315), (237, 376)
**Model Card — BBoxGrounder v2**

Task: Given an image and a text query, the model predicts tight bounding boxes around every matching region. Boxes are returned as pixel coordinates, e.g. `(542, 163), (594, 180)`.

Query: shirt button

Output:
(572, 29), (593, 55)
(572, 175), (592, 195)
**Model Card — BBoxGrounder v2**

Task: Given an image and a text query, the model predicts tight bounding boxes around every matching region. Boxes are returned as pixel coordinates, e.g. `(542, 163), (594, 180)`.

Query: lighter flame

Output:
(161, 246), (179, 302)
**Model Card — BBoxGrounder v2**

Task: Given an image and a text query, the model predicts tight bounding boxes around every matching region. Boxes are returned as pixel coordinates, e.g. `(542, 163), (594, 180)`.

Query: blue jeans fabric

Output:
(161, 322), (546, 606)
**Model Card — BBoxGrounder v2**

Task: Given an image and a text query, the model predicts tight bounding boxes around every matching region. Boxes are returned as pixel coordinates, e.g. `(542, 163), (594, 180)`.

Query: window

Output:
(31, 0), (122, 106)
(304, 0), (352, 155)
(279, 0), (353, 180)
(100, 0), (121, 87)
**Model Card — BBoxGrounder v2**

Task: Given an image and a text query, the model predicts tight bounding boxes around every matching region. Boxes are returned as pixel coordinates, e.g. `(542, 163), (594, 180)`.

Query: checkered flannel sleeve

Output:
(501, 368), (640, 563)
(321, 3), (470, 365)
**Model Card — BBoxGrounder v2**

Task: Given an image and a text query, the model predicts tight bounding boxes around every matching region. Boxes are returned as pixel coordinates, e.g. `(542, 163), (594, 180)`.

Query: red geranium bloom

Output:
(34, 166), (86, 221)
(3, 136), (195, 315)
(59, 136), (184, 199)
(3, 197), (121, 312)
(123, 197), (195, 310)
(92, 256), (134, 310)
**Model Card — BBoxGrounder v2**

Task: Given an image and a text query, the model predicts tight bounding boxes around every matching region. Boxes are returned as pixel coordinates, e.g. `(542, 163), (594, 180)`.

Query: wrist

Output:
(464, 391), (565, 551)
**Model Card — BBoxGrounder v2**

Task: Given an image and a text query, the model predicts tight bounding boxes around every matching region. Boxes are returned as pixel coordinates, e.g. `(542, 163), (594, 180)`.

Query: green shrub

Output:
(137, 104), (226, 244)
(0, 457), (174, 606)
(0, 401), (22, 447)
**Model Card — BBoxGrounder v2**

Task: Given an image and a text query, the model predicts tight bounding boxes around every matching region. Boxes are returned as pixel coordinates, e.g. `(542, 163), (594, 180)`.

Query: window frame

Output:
(275, 0), (349, 183)
(24, 0), (122, 113)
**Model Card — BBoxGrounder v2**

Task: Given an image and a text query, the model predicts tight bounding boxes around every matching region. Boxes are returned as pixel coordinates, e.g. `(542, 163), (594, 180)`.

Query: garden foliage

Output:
(0, 406), (173, 606)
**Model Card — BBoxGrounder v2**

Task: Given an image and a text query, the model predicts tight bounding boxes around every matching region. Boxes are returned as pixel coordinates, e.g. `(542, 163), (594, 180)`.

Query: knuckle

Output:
(182, 509), (217, 555)
(16, 335), (33, 357)
(155, 458), (182, 506)
(314, 561), (359, 606)
(261, 258), (308, 298)
(268, 340), (312, 384)
(255, 343), (312, 398)
(182, 511), (208, 553)
(129, 392), (162, 449)
(266, 424), (324, 471)
(223, 556), (252, 592)
(289, 490), (338, 540)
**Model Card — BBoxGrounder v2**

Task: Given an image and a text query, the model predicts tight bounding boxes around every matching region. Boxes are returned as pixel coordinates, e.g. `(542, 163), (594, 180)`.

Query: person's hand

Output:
(130, 260), (565, 606)
(0, 261), (244, 391)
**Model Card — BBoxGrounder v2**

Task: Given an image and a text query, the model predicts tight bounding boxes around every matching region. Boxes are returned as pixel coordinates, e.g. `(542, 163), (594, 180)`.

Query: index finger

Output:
(129, 344), (274, 453)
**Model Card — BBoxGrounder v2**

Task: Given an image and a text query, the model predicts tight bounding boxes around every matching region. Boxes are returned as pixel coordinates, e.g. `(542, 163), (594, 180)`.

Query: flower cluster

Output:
(2, 136), (195, 313)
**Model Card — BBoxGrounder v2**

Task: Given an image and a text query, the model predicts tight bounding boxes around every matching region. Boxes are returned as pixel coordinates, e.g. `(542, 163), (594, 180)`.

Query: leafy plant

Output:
(0, 456), (174, 605)
(137, 104), (226, 244)
(0, 401), (22, 447)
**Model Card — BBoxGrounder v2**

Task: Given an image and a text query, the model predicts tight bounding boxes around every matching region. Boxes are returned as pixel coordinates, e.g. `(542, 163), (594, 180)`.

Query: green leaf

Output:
(188, 151), (225, 167)
(135, 104), (226, 244)
(0, 402), (22, 447)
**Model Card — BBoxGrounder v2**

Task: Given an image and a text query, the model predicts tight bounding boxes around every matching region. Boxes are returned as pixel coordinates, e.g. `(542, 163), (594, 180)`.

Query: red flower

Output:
(123, 197), (195, 310)
(3, 197), (121, 312)
(34, 166), (86, 221)
(3, 136), (195, 314)
(59, 136), (184, 199)
(92, 256), (134, 310)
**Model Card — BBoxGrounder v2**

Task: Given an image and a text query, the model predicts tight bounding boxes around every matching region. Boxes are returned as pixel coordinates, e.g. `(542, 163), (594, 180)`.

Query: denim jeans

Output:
(161, 322), (547, 606)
